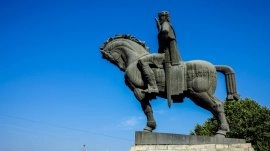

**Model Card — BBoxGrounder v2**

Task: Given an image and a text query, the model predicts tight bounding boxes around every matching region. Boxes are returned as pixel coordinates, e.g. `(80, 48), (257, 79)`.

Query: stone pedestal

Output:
(130, 131), (254, 151)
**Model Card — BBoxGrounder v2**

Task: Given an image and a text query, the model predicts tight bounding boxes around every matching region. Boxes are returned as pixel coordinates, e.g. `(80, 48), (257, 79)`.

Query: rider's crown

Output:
(158, 11), (169, 18)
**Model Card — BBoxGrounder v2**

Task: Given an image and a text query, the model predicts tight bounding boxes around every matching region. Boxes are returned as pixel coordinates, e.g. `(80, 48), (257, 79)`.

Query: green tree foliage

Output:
(191, 98), (270, 151)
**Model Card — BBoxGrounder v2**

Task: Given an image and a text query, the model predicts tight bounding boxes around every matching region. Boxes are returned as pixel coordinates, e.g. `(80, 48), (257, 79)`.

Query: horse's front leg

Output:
(140, 99), (156, 132)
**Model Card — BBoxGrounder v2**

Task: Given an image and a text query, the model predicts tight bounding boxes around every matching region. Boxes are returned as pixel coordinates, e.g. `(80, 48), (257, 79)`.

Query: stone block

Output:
(135, 131), (246, 145)
(216, 144), (229, 149)
(131, 132), (254, 151)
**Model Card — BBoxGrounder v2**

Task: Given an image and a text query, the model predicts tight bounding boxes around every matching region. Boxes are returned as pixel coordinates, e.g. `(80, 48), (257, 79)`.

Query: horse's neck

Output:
(110, 38), (149, 69)
(124, 47), (148, 67)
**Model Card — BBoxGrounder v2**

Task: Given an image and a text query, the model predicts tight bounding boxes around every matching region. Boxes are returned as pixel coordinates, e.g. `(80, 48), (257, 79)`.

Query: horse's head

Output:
(100, 34), (149, 71)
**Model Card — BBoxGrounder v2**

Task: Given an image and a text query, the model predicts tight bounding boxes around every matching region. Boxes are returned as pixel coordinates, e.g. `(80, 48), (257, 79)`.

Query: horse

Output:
(100, 34), (239, 137)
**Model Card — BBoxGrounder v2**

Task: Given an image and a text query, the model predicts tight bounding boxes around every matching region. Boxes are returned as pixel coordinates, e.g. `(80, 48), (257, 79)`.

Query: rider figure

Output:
(157, 11), (181, 65)
(138, 11), (182, 93)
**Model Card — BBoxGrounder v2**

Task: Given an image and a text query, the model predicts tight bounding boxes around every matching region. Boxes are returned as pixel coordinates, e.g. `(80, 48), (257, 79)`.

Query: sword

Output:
(155, 18), (161, 32)
(164, 48), (172, 108)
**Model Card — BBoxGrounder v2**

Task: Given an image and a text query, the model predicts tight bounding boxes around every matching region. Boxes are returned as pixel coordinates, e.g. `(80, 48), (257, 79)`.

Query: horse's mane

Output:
(100, 34), (149, 52)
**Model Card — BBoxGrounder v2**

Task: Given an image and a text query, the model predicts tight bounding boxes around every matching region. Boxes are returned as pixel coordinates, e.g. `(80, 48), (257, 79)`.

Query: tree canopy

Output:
(191, 98), (270, 151)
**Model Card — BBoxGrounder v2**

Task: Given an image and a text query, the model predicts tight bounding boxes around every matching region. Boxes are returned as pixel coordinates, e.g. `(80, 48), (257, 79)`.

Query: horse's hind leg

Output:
(210, 96), (230, 137)
(188, 91), (229, 137)
(140, 99), (156, 132)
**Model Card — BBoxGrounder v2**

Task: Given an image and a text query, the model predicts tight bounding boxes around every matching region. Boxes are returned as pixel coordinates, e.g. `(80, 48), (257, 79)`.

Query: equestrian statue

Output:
(100, 11), (240, 137)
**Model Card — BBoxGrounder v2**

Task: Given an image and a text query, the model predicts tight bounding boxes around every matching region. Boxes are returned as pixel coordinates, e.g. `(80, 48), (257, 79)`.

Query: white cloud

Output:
(124, 118), (137, 126)
(118, 116), (144, 129)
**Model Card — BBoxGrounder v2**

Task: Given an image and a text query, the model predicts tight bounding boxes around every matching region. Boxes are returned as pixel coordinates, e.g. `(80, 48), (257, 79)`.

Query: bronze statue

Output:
(156, 11), (181, 65)
(139, 11), (182, 107)
(100, 12), (240, 137)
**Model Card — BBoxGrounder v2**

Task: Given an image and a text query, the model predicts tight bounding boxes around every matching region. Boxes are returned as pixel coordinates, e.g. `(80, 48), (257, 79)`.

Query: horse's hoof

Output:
(215, 133), (226, 138)
(143, 126), (153, 132)
(215, 129), (227, 137)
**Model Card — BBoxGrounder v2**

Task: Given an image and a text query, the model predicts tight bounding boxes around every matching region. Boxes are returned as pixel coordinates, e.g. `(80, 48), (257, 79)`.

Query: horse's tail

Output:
(215, 65), (240, 101)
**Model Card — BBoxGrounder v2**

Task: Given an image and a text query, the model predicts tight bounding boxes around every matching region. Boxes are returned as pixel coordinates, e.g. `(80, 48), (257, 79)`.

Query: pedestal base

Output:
(130, 144), (254, 151)
(130, 131), (254, 151)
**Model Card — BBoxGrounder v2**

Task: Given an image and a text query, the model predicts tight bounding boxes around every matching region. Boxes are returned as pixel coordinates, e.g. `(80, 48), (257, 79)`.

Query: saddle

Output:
(153, 62), (187, 96)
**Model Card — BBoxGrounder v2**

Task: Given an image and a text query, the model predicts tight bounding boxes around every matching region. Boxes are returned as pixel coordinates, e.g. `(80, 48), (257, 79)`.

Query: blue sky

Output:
(1, 0), (270, 151)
